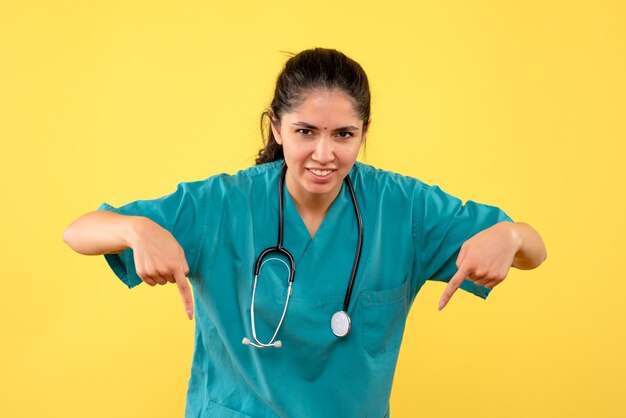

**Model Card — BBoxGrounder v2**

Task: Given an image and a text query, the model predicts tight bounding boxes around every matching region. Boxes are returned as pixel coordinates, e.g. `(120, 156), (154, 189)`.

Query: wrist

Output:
(123, 216), (150, 249)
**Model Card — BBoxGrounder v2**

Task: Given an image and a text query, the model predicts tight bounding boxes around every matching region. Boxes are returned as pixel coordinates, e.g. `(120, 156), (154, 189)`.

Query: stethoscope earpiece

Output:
(242, 337), (282, 348)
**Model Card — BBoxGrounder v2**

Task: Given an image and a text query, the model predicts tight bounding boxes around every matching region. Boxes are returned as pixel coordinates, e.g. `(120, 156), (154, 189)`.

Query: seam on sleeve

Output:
(412, 182), (425, 293)
(190, 178), (211, 275)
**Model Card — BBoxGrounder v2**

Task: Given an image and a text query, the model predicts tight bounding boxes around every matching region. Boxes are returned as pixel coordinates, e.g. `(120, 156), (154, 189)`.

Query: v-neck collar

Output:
(282, 177), (348, 264)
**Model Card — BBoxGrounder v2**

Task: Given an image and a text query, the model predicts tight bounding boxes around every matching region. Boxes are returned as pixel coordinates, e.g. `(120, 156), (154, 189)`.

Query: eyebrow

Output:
(291, 122), (360, 131)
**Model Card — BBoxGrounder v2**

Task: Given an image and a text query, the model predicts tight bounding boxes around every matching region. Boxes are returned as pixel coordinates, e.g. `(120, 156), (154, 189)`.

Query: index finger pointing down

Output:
(174, 269), (194, 320)
(438, 267), (469, 311)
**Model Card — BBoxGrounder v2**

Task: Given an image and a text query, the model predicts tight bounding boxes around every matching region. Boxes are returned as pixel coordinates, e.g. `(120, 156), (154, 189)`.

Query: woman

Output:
(63, 47), (546, 418)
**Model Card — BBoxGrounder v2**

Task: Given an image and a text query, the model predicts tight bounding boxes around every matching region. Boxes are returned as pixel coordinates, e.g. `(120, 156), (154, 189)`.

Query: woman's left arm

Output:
(438, 221), (547, 310)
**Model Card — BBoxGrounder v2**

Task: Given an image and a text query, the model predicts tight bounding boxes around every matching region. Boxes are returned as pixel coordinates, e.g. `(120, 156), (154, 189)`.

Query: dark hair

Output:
(256, 47), (371, 165)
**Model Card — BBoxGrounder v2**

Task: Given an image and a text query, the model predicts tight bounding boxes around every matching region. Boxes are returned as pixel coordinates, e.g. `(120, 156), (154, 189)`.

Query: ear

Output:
(269, 113), (282, 145)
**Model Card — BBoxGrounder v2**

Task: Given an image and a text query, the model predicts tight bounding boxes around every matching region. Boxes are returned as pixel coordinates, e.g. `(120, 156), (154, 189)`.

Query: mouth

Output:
(307, 168), (335, 177)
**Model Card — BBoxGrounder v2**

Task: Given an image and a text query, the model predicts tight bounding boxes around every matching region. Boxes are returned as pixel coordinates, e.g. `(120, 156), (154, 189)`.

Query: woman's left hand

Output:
(438, 221), (521, 311)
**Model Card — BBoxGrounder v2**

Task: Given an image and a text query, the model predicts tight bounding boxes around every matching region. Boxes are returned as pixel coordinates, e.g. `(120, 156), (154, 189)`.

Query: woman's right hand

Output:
(129, 217), (194, 320)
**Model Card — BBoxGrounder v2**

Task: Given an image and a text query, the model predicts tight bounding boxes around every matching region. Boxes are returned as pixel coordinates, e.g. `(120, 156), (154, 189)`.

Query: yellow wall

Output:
(1, 1), (624, 417)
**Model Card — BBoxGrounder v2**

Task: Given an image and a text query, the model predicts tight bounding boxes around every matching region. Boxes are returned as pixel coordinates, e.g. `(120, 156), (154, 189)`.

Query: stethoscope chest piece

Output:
(243, 163), (362, 348)
(331, 311), (351, 337)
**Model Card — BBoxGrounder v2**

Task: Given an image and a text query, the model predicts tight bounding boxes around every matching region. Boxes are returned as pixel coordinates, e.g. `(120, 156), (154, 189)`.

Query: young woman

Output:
(63, 47), (546, 418)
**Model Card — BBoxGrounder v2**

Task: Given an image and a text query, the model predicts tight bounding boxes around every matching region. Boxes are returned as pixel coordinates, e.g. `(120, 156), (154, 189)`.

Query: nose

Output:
(311, 136), (335, 164)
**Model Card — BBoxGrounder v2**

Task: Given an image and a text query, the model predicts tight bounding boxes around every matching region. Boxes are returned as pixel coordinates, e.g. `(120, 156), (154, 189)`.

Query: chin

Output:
(304, 182), (341, 196)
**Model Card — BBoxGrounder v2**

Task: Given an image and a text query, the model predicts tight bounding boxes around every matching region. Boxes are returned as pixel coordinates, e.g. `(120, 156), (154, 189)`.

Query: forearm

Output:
(62, 210), (144, 256)
(507, 221), (547, 270)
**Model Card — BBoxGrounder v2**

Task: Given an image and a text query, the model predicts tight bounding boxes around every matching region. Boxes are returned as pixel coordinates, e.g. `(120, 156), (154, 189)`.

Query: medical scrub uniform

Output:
(97, 160), (513, 418)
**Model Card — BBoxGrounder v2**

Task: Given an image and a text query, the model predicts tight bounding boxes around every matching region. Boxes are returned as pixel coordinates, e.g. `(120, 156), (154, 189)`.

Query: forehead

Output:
(284, 89), (360, 125)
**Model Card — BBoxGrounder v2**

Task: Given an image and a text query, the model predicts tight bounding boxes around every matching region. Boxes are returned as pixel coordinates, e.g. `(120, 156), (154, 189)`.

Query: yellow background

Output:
(1, 0), (624, 417)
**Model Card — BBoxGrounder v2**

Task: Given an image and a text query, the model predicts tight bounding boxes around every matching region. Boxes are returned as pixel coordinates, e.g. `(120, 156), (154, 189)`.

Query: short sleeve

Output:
(415, 183), (514, 299)
(96, 180), (208, 289)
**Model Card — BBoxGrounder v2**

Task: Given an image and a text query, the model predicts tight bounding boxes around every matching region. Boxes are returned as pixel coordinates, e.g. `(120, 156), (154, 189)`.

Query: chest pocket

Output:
(358, 278), (410, 356)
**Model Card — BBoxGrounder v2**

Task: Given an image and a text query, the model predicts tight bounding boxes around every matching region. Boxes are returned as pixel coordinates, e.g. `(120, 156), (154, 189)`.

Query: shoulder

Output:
(351, 161), (427, 199)
(188, 160), (284, 208)
(234, 159), (284, 179)
(200, 160), (283, 191)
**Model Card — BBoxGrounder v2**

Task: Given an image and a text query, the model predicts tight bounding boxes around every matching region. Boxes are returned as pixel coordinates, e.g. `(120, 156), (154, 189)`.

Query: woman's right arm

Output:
(62, 210), (144, 256)
(63, 211), (194, 319)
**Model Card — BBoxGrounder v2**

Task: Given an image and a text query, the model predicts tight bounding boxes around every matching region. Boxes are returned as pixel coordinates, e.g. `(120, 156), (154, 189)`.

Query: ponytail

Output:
(256, 110), (284, 165)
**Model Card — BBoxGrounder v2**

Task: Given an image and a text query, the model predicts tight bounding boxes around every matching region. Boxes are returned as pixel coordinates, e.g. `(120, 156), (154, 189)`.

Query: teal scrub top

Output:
(97, 160), (513, 418)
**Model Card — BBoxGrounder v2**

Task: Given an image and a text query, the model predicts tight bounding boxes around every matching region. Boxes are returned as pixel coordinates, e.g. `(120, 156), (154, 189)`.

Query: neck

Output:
(285, 173), (342, 218)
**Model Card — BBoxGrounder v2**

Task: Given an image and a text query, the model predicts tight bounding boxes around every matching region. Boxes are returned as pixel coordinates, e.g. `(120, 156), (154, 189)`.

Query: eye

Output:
(337, 132), (353, 139)
(296, 128), (313, 135)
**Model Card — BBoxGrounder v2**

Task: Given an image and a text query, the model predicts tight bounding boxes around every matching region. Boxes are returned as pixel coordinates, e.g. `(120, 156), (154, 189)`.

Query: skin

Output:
(125, 218), (193, 317)
(270, 89), (370, 238)
(270, 88), (547, 310)
(64, 89), (545, 319)
(62, 209), (195, 319)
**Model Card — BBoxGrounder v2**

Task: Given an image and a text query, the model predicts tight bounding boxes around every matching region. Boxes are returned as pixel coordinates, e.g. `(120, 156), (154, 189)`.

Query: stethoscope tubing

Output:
(253, 165), (295, 283)
(342, 173), (363, 313)
(249, 257), (292, 348)
(244, 163), (363, 347)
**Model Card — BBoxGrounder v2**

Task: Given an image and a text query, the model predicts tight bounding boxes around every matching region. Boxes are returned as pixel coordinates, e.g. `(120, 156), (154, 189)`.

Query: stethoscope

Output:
(242, 163), (363, 348)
